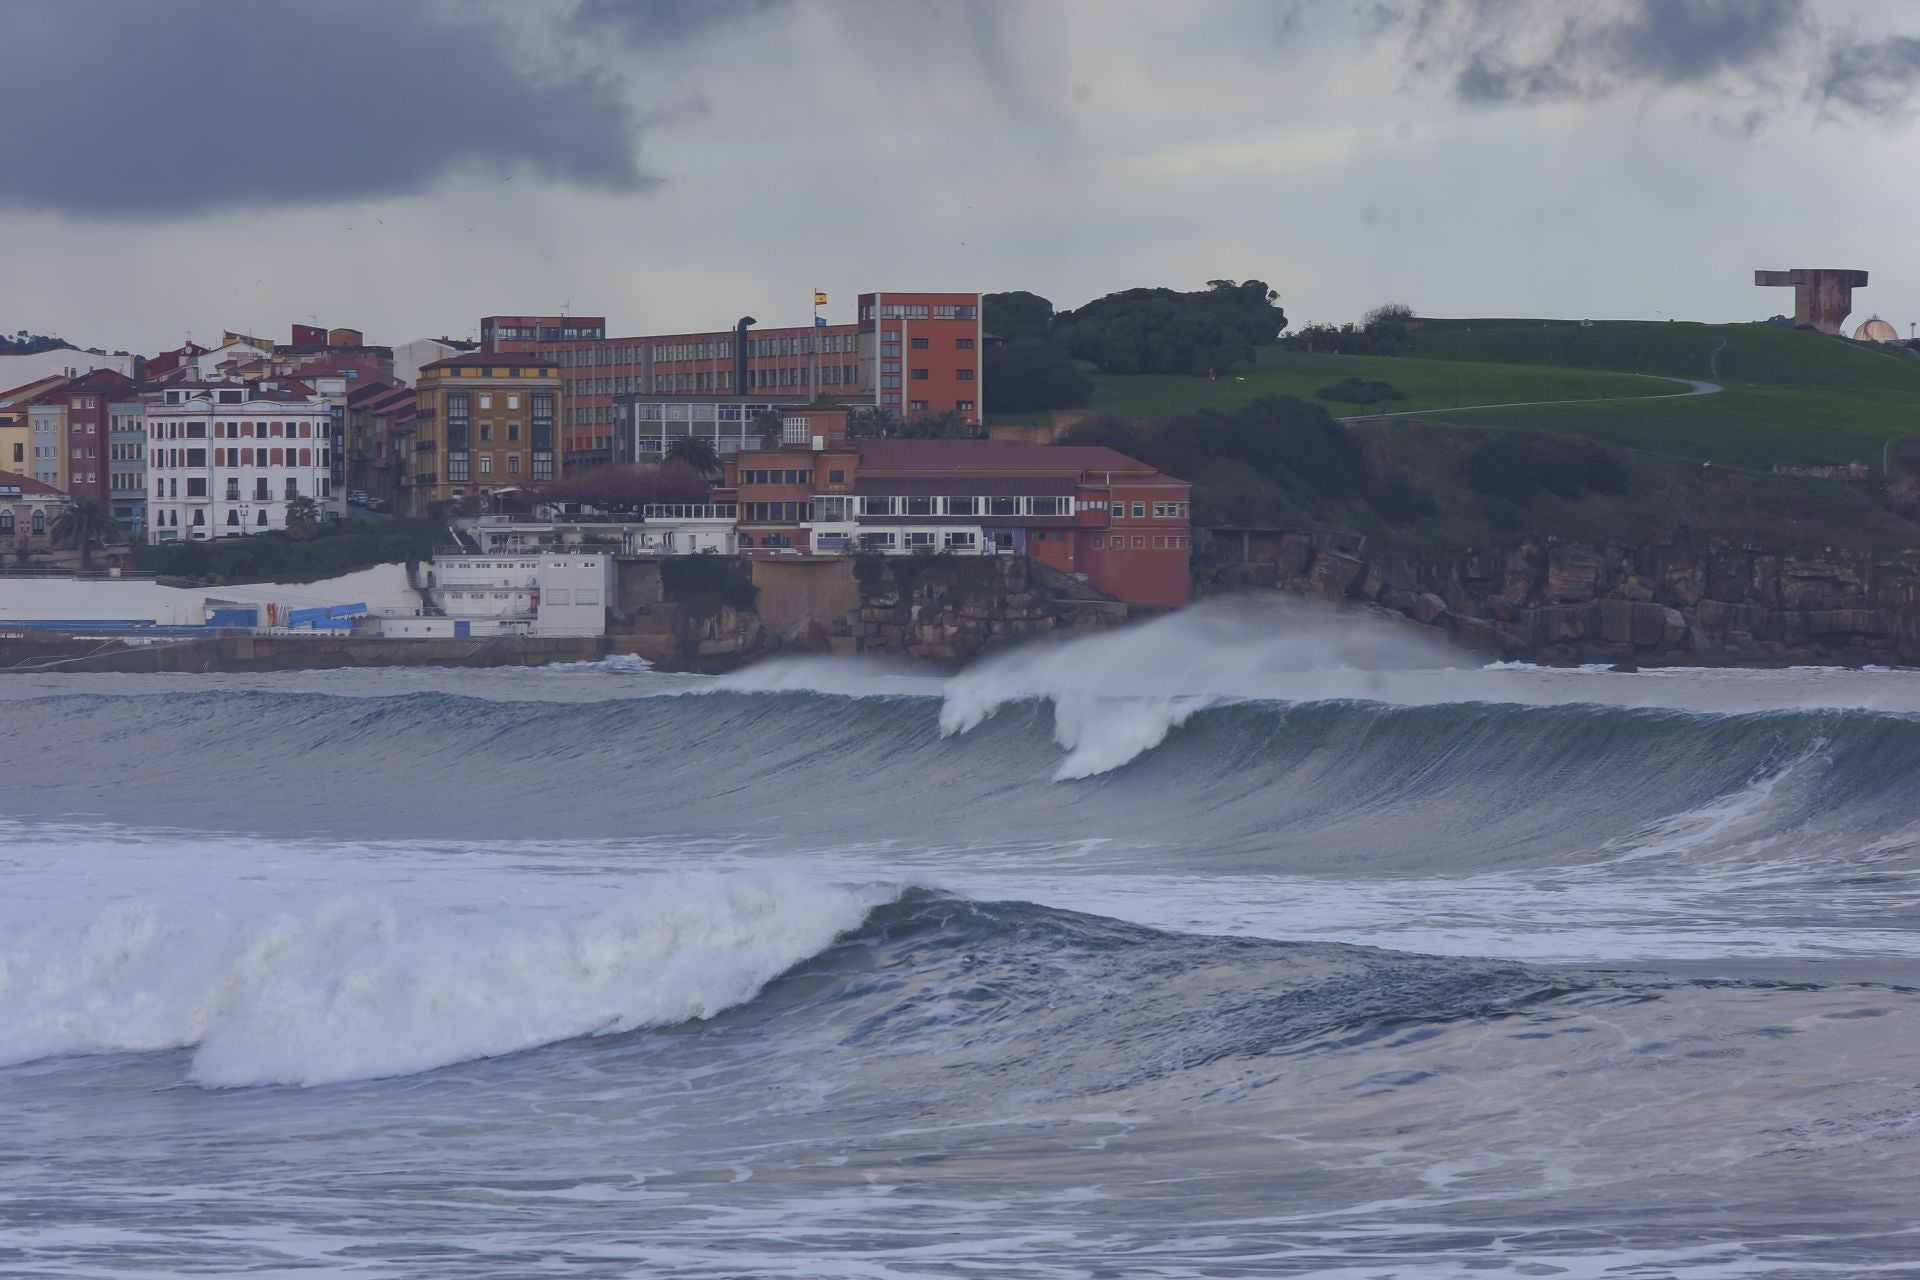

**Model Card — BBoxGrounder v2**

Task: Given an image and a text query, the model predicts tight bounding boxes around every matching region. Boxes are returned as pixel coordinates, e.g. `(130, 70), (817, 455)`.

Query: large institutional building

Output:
(480, 289), (982, 470)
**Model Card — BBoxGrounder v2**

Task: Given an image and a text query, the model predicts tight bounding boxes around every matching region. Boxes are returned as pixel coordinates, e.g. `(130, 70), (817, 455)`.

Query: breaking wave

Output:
(0, 871), (890, 1086)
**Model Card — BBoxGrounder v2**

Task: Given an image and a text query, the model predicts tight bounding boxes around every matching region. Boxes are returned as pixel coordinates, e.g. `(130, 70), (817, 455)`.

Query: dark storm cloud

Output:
(0, 0), (652, 218)
(1390, 0), (1809, 106)
(1373, 0), (1920, 126)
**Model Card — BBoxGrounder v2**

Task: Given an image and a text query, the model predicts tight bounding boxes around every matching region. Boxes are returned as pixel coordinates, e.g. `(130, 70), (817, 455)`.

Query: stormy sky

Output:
(6, 0), (1920, 355)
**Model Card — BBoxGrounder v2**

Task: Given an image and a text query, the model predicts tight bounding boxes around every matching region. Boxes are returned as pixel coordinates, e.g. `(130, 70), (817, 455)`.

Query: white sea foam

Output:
(0, 868), (889, 1087)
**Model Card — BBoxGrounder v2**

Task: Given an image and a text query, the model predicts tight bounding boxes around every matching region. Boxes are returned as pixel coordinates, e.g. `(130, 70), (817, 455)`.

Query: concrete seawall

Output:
(0, 633), (605, 674)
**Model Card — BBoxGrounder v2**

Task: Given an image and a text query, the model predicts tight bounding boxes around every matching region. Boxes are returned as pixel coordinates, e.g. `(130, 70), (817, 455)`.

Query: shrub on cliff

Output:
(1367, 473), (1439, 523)
(1315, 377), (1407, 406)
(1467, 435), (1628, 507)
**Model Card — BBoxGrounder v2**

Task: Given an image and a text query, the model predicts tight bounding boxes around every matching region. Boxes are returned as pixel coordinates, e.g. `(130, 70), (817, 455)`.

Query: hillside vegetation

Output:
(991, 347), (1659, 425)
(1407, 319), (1920, 472)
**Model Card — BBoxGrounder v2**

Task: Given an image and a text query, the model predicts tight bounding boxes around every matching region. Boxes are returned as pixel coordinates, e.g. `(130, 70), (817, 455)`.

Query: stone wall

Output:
(607, 553), (1136, 671)
(1199, 531), (1920, 666)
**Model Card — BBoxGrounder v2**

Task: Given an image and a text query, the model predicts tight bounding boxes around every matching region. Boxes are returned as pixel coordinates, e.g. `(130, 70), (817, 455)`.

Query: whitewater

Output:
(3, 600), (1918, 1278)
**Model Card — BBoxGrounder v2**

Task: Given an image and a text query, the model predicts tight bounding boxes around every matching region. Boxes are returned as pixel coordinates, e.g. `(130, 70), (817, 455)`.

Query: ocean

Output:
(3, 601), (1918, 1278)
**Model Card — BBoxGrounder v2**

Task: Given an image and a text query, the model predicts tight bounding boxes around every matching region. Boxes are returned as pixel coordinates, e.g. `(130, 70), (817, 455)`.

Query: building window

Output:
(479, 455), (492, 474)
(911, 337), (928, 349)
(910, 369), (929, 381)
(1132, 502), (1146, 518)
(480, 424), (492, 441)
(508, 455), (520, 474)
(957, 400), (975, 412)
(956, 338), (974, 349)
(479, 393), (492, 409)
(1134, 536), (1145, 548)
(956, 369), (974, 381)
(909, 400), (929, 412)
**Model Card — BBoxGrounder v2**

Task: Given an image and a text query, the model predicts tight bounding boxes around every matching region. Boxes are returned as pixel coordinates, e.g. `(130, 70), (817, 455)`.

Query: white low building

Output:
(460, 505), (737, 557)
(407, 552), (612, 637)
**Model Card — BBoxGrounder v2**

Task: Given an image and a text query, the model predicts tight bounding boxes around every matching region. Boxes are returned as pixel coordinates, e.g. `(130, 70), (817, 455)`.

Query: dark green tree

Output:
(983, 339), (1093, 413)
(982, 291), (1056, 343)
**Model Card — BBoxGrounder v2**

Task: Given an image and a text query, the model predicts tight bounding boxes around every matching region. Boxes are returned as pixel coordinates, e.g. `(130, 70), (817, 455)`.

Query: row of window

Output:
(906, 400), (977, 412)
(1090, 535), (1190, 550)
(856, 530), (977, 550)
(862, 303), (978, 320)
(857, 495), (1073, 517)
(737, 469), (813, 486)
(149, 419), (321, 440)
(742, 501), (807, 523)
(150, 476), (328, 500)
(150, 447), (326, 470)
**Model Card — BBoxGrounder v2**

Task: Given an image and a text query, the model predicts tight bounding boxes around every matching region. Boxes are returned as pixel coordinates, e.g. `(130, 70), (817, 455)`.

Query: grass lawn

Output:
(995, 319), (1920, 476)
(1044, 347), (1660, 422)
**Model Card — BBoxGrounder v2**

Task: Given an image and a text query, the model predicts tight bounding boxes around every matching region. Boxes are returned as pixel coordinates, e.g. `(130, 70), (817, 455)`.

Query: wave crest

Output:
(0, 872), (892, 1087)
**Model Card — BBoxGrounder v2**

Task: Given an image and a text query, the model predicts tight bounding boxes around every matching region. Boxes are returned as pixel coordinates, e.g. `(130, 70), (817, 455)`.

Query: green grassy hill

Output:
(1407, 319), (1920, 472)
(998, 318), (1920, 476)
(991, 347), (1660, 426)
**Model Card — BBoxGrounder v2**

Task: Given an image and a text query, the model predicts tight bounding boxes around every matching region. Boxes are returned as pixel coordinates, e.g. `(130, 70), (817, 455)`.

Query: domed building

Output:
(1852, 315), (1899, 343)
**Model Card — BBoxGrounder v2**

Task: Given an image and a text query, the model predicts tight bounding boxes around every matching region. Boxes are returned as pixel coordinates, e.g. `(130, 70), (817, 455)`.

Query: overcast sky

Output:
(8, 0), (1920, 355)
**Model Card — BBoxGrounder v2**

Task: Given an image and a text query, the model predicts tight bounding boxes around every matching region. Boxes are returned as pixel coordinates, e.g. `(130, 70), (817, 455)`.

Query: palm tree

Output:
(50, 497), (121, 570)
(285, 495), (321, 537)
(665, 435), (721, 476)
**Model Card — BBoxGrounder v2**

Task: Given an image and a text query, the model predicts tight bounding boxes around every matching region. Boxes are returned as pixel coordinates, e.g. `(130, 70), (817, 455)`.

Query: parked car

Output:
(347, 490), (370, 507)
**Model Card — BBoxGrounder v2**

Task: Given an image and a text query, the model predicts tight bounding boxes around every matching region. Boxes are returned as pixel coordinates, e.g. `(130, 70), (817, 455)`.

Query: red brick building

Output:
(718, 438), (1191, 606)
(480, 290), (981, 470)
(30, 369), (139, 506)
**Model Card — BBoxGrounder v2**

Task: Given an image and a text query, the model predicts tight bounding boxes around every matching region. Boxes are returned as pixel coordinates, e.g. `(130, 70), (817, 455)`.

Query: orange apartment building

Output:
(716, 438), (1192, 606)
(409, 354), (560, 514)
(480, 290), (981, 471)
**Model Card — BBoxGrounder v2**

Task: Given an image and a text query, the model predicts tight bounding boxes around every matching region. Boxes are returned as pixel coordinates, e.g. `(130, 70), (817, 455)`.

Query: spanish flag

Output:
(813, 292), (828, 306)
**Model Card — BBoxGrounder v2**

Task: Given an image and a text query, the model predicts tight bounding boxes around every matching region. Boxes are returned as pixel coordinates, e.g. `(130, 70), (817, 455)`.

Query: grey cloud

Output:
(0, 0), (653, 218)
(571, 0), (790, 42)
(1389, 0), (1810, 105)
(1818, 35), (1920, 120)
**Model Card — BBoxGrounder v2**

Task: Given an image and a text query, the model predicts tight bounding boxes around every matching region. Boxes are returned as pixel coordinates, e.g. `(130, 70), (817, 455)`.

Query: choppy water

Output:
(4, 600), (1919, 1278)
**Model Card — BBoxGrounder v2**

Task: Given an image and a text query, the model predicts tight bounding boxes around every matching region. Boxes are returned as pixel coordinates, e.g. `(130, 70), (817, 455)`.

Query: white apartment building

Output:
(145, 380), (333, 541)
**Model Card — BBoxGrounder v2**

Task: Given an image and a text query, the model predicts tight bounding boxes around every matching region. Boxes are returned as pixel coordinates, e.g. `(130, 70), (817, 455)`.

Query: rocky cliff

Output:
(1199, 530), (1920, 666)
(609, 554), (1136, 671)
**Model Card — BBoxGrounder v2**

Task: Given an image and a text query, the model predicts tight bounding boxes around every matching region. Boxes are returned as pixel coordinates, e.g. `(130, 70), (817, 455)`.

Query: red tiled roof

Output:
(853, 439), (1165, 476)
(0, 469), (64, 496)
(420, 353), (559, 371)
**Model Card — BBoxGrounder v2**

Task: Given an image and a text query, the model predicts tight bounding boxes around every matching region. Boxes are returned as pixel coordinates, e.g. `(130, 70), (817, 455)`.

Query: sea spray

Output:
(0, 870), (894, 1086)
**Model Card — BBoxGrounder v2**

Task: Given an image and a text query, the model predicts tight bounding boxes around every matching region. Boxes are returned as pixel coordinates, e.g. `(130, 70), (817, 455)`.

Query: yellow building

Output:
(410, 354), (558, 514)
(0, 375), (65, 478)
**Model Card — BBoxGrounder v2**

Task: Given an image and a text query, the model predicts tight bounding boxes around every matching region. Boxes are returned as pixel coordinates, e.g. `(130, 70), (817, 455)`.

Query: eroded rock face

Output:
(1194, 535), (1920, 667)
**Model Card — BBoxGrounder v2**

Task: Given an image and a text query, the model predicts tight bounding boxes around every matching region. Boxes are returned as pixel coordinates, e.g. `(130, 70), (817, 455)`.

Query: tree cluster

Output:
(1051, 279), (1286, 376)
(132, 519), (441, 584)
(2, 330), (77, 356)
(1280, 302), (1417, 357)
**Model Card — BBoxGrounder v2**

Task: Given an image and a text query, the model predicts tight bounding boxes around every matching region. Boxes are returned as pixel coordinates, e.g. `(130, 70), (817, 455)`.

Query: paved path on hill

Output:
(1334, 372), (1723, 423)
